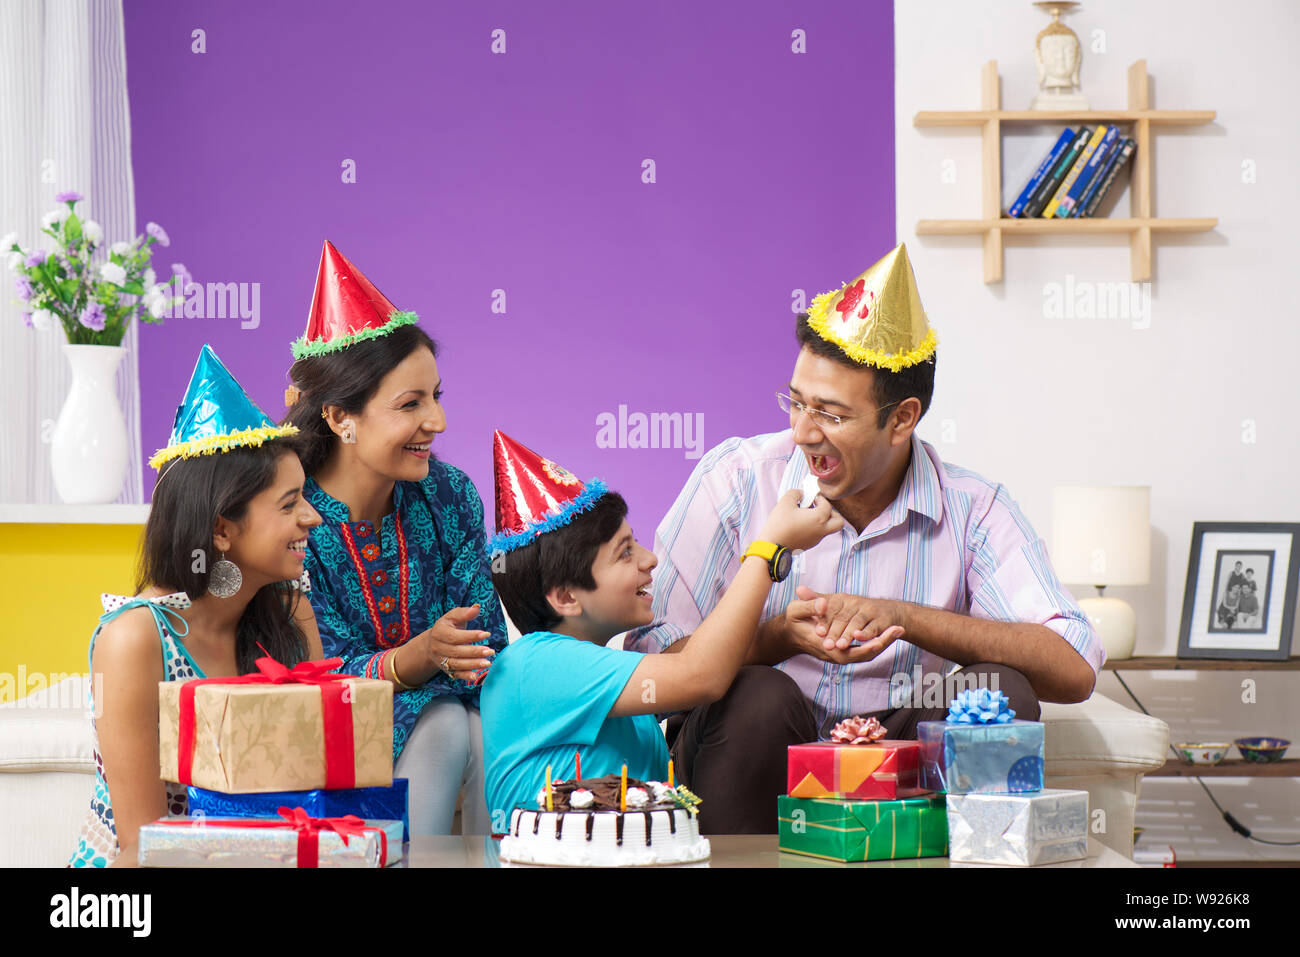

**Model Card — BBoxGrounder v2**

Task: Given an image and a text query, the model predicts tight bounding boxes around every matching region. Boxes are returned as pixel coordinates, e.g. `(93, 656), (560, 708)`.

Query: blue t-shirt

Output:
(481, 631), (669, 833)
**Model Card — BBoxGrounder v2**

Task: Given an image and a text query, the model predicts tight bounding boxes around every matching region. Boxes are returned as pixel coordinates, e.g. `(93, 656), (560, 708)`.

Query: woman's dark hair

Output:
(139, 441), (309, 674)
(795, 313), (936, 428)
(491, 493), (629, 636)
(283, 324), (439, 476)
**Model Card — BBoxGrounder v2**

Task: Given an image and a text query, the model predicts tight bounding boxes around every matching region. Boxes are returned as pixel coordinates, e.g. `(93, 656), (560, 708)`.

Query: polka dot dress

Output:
(68, 593), (200, 869)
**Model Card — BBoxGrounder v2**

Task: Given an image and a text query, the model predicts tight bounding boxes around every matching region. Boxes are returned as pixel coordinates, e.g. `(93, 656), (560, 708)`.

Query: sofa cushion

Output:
(0, 676), (94, 772)
(1040, 692), (1169, 775)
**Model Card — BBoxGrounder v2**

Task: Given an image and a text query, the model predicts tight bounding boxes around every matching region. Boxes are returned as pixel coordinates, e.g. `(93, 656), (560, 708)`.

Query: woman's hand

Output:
(757, 488), (844, 553)
(414, 604), (496, 681)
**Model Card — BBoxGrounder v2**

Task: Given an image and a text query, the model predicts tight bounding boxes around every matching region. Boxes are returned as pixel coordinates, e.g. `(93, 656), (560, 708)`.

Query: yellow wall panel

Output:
(0, 523), (143, 701)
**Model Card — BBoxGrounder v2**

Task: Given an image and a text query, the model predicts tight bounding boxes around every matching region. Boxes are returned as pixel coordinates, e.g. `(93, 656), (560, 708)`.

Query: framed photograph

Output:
(1178, 523), (1300, 660)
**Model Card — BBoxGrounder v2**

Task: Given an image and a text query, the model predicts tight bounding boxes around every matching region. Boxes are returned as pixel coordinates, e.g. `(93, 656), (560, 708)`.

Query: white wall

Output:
(896, 0), (1300, 861)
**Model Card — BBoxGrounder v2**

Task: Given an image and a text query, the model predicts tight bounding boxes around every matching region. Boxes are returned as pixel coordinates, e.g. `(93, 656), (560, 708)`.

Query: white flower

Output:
(82, 220), (103, 245)
(143, 283), (170, 319)
(31, 308), (56, 331)
(40, 208), (69, 230)
(109, 240), (132, 258)
(6, 251), (23, 271)
(143, 267), (156, 288)
(99, 261), (127, 286)
(0, 232), (17, 252)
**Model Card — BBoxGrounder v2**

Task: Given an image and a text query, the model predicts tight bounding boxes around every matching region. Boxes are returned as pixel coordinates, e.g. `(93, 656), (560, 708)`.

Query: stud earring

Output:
(341, 418), (356, 444)
(207, 550), (243, 598)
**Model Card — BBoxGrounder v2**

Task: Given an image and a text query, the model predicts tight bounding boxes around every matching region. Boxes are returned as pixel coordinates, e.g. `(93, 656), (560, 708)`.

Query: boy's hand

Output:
(757, 488), (844, 553)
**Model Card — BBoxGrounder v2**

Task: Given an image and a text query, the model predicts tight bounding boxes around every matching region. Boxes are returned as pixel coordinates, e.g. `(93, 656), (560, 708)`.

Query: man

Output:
(623, 244), (1103, 833)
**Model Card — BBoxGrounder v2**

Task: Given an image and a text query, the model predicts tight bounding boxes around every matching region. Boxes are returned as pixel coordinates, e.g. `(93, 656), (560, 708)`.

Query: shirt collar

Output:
(304, 476), (409, 525)
(781, 431), (944, 537)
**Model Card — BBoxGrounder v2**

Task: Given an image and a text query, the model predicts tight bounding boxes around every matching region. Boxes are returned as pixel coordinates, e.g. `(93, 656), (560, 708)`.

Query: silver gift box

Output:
(138, 816), (404, 868)
(946, 789), (1088, 866)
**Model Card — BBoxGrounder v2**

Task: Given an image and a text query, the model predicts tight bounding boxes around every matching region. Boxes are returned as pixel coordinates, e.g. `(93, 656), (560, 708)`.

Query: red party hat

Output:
(290, 240), (419, 359)
(489, 430), (609, 554)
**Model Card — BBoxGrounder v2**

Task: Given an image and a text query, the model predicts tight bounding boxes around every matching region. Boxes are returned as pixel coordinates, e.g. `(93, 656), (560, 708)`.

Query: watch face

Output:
(773, 547), (793, 582)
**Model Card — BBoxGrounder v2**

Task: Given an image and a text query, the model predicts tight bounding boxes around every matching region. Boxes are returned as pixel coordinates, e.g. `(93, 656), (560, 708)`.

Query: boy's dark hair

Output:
(283, 323), (440, 476)
(795, 313), (937, 428)
(141, 441), (309, 674)
(491, 492), (629, 635)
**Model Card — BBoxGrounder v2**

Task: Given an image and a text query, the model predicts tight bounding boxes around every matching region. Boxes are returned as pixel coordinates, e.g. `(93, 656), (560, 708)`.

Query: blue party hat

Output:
(149, 344), (298, 470)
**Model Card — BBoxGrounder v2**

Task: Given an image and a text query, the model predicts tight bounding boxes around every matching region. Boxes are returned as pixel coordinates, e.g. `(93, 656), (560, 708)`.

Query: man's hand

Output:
(780, 586), (906, 665)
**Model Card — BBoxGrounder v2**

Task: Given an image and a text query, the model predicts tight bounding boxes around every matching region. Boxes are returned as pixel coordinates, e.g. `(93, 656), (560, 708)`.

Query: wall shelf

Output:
(0, 504), (149, 525)
(913, 60), (1218, 283)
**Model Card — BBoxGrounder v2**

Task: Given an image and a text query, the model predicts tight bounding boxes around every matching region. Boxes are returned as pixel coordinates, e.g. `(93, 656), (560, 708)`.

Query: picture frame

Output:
(1177, 522), (1300, 660)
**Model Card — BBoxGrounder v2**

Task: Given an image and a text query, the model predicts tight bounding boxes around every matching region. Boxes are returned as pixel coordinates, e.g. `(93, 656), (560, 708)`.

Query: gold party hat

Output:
(805, 243), (937, 371)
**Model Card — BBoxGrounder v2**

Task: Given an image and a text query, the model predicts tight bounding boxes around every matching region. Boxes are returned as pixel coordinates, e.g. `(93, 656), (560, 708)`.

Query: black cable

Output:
(1111, 671), (1300, 847)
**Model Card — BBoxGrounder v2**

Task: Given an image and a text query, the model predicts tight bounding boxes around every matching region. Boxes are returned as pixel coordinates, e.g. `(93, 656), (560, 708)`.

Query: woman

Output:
(71, 345), (323, 868)
(283, 241), (507, 835)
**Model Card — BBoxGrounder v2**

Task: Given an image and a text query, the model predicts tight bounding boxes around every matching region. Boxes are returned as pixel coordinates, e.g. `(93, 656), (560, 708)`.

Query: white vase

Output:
(50, 344), (129, 504)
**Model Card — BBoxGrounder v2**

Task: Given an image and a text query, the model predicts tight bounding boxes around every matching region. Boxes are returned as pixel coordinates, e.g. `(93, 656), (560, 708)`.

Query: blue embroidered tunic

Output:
(302, 462), (508, 762)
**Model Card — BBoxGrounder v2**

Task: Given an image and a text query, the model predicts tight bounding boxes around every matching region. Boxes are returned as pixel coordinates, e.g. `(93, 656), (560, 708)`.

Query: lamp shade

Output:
(1051, 486), (1150, 586)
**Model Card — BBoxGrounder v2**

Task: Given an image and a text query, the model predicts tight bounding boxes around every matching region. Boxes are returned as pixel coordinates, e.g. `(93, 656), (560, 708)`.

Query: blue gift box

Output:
(187, 778), (409, 841)
(917, 720), (1044, 794)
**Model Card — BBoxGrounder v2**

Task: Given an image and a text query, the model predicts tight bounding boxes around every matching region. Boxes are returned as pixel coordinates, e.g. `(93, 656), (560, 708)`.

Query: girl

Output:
(71, 345), (323, 867)
(282, 241), (506, 835)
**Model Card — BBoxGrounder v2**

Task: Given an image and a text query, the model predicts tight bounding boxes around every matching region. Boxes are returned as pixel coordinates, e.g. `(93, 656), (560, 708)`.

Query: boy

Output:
(480, 431), (844, 831)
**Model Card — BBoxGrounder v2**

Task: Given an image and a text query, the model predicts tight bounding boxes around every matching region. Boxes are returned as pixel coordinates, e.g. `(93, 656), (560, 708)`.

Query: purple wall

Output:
(124, 0), (895, 532)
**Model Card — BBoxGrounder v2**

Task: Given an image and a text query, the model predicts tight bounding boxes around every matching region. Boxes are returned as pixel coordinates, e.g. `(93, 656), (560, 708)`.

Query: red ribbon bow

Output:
(157, 807), (389, 867)
(176, 656), (357, 789)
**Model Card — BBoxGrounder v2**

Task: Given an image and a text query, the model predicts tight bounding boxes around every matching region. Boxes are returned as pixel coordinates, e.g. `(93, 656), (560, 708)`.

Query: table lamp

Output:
(1051, 486), (1151, 660)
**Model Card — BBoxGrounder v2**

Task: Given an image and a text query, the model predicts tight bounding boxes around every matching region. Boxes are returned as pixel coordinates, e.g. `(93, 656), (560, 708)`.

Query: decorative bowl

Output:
(1173, 742), (1231, 765)
(1234, 737), (1290, 763)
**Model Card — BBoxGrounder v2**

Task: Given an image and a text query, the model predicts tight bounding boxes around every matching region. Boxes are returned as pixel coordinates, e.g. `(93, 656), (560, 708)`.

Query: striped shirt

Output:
(623, 430), (1103, 734)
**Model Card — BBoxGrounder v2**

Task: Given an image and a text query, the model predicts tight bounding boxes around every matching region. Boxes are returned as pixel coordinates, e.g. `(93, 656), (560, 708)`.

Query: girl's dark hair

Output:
(139, 441), (309, 674)
(491, 493), (629, 635)
(283, 324), (439, 476)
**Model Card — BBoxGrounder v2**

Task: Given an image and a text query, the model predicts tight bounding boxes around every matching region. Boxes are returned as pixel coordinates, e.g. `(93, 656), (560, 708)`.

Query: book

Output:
(1055, 125), (1120, 217)
(1042, 125), (1109, 218)
(1022, 127), (1090, 219)
(1072, 137), (1121, 217)
(1007, 128), (1077, 218)
(1080, 138), (1136, 217)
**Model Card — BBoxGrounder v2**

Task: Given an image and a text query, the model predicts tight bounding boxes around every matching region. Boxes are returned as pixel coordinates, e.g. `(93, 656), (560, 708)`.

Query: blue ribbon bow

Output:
(945, 687), (1015, 725)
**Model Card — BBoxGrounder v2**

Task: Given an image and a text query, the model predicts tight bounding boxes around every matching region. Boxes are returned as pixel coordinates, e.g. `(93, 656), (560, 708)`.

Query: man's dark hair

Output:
(795, 313), (936, 428)
(491, 492), (629, 635)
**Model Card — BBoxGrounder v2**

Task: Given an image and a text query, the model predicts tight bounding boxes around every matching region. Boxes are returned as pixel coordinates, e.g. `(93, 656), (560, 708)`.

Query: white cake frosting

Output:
(498, 775), (710, 867)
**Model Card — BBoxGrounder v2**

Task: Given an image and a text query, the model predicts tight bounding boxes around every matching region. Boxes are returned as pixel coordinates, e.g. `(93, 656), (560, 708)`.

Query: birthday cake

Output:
(498, 775), (710, 867)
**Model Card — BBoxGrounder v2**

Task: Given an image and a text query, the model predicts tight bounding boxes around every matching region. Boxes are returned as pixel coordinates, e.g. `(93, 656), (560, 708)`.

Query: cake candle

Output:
(620, 764), (627, 811)
(545, 764), (553, 811)
(668, 759), (674, 789)
(575, 749), (582, 781)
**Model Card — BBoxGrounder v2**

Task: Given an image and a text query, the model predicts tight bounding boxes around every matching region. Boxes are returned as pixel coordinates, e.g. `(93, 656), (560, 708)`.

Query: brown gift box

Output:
(158, 677), (393, 793)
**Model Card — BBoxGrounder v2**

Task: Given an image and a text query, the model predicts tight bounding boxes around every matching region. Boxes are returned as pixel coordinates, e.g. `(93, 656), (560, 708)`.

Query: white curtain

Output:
(0, 0), (142, 504)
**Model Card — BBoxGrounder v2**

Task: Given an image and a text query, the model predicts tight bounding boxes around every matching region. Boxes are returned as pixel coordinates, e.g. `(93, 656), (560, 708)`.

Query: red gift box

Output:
(787, 740), (925, 800)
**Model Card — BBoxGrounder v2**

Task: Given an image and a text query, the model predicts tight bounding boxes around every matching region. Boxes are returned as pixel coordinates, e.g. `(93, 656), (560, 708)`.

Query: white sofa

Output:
(0, 676), (1168, 866)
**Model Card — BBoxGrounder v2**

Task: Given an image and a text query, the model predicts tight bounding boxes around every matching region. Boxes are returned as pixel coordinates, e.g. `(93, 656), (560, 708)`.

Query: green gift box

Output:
(777, 794), (948, 862)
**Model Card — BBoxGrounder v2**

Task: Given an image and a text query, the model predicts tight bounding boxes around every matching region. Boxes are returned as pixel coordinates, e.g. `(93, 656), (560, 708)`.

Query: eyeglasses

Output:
(775, 392), (900, 429)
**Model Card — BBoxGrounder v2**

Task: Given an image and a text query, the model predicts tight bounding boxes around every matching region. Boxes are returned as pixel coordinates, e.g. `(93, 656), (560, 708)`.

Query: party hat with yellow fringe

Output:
(149, 344), (298, 470)
(805, 243), (937, 372)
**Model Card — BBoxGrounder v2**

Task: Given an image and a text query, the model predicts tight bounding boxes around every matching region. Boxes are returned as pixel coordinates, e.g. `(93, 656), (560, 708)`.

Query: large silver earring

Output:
(208, 550), (242, 598)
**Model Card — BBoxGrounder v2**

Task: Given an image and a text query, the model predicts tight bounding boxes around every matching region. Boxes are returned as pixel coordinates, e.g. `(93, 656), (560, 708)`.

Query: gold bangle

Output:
(388, 649), (415, 691)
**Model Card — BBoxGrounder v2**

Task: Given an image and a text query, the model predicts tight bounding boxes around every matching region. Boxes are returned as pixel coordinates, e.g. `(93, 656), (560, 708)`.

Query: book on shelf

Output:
(1055, 125), (1120, 217)
(1006, 127), (1077, 218)
(1071, 137), (1121, 216)
(1042, 125), (1109, 218)
(1022, 126), (1090, 219)
(1079, 137), (1136, 218)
